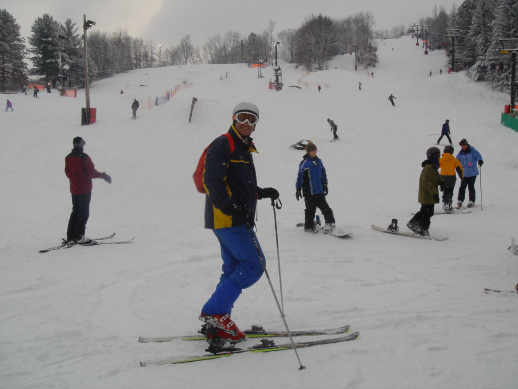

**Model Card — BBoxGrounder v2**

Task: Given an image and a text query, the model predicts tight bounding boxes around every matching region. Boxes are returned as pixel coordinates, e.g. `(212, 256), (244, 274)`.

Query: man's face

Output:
(235, 120), (255, 138)
(308, 150), (317, 158)
(461, 144), (468, 151)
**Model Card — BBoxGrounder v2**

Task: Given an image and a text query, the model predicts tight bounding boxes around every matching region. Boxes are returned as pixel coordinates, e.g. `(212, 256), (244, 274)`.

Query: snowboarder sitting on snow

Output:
(120, 90), (124, 94)
(439, 145), (464, 213)
(456, 139), (483, 208)
(327, 118), (339, 141)
(437, 119), (452, 145)
(64, 137), (112, 245)
(131, 99), (139, 119)
(407, 147), (444, 236)
(388, 94), (396, 106)
(5, 100), (13, 111)
(295, 142), (336, 234)
(198, 102), (279, 345)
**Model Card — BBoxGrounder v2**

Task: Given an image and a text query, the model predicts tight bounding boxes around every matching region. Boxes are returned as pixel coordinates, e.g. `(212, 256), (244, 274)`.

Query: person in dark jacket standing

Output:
(456, 138), (483, 208)
(295, 142), (336, 233)
(407, 147), (444, 236)
(437, 119), (452, 145)
(64, 137), (111, 244)
(131, 99), (139, 119)
(33, 86), (39, 98)
(327, 119), (339, 141)
(198, 102), (279, 345)
(388, 94), (396, 106)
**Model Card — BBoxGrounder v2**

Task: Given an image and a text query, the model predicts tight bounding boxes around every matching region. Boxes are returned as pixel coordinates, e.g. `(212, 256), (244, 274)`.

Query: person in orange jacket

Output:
(439, 145), (464, 213)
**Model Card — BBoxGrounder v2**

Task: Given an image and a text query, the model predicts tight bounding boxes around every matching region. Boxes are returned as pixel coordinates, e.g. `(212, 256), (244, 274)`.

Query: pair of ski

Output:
(38, 233), (134, 253)
(484, 288), (517, 295)
(139, 324), (359, 366)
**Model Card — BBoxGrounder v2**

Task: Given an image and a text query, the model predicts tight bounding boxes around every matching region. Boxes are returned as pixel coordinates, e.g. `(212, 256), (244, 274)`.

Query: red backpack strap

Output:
(223, 133), (235, 155)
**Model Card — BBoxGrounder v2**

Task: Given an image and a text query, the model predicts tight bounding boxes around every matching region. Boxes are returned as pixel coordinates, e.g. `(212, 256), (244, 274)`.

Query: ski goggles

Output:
(234, 111), (259, 125)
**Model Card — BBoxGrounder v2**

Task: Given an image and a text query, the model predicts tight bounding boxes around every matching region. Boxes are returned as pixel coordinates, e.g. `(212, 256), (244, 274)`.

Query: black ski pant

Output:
(458, 176), (477, 203)
(332, 128), (338, 140)
(67, 191), (92, 241)
(132, 108), (137, 118)
(441, 175), (456, 204)
(304, 194), (335, 228)
(408, 204), (435, 232)
(437, 133), (452, 144)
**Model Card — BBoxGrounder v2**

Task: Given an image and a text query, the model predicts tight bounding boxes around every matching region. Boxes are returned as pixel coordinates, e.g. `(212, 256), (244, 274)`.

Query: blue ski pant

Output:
(202, 226), (265, 315)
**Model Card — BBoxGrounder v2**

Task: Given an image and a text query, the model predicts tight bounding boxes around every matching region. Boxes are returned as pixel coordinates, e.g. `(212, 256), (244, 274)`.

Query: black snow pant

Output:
(389, 99), (395, 106)
(437, 133), (452, 144)
(132, 108), (137, 118)
(332, 128), (338, 140)
(458, 176), (477, 203)
(67, 191), (92, 241)
(304, 194), (335, 228)
(441, 175), (456, 205)
(408, 204), (435, 232)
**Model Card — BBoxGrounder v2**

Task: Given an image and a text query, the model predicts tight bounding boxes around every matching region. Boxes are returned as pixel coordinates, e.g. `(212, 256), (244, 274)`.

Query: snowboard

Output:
(296, 223), (352, 238)
(484, 288), (517, 295)
(371, 225), (448, 241)
(330, 138), (339, 142)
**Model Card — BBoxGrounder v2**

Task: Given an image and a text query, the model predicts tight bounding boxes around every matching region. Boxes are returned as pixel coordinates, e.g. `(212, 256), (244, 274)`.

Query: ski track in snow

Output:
(1, 36), (517, 389)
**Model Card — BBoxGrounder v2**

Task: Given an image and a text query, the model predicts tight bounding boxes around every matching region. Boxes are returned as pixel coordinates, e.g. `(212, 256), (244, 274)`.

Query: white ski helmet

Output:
(232, 102), (259, 120)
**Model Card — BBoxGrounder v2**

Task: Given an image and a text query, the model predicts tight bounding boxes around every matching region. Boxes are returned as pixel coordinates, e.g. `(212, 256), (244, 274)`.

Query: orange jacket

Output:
(439, 153), (464, 177)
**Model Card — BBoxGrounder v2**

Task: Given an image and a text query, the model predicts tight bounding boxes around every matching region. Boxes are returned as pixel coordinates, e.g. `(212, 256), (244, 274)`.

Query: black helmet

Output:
(459, 138), (469, 146)
(73, 136), (85, 147)
(444, 145), (454, 154)
(426, 146), (440, 157)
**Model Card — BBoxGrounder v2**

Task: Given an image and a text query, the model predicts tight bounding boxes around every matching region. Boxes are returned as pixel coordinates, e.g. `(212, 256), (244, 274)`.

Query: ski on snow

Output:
(139, 331), (360, 366)
(371, 225), (448, 241)
(484, 288), (517, 295)
(38, 233), (134, 253)
(139, 324), (351, 343)
(411, 209), (472, 215)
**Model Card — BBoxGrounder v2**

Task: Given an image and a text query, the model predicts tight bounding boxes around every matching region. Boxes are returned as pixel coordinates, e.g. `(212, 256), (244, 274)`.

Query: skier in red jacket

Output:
(64, 137), (111, 244)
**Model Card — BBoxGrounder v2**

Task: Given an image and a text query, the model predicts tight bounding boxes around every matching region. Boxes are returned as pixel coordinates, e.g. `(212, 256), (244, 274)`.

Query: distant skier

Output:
(440, 69), (443, 75)
(131, 99), (139, 119)
(388, 94), (396, 106)
(456, 139), (483, 208)
(327, 118), (339, 141)
(33, 86), (39, 98)
(5, 99), (13, 111)
(437, 119), (452, 145)
(318, 85), (321, 92)
(439, 145), (464, 213)
(296, 142), (336, 234)
(120, 90), (124, 94)
(429, 71), (432, 77)
(359, 82), (362, 90)
(64, 137), (111, 245)
(47, 83), (51, 93)
(371, 72), (374, 78)
(407, 147), (444, 236)
(22, 86), (27, 95)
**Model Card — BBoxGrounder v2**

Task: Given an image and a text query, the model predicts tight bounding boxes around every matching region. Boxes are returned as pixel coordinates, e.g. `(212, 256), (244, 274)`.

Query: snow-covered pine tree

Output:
(59, 18), (83, 87)
(467, 0), (497, 80)
(0, 10), (28, 92)
(28, 14), (60, 84)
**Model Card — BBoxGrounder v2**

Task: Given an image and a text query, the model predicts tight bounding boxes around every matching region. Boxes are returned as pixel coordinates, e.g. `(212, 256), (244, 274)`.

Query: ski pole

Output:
(480, 165), (483, 211)
(246, 221), (305, 370)
(271, 198), (284, 312)
(429, 134), (441, 136)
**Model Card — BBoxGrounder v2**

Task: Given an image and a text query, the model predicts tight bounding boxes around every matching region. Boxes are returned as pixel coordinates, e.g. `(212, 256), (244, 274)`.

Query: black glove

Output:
(296, 189), (302, 201)
(478, 160), (483, 166)
(222, 203), (251, 226)
(103, 173), (112, 184)
(323, 184), (328, 196)
(439, 182), (445, 192)
(258, 187), (279, 200)
(433, 193), (440, 203)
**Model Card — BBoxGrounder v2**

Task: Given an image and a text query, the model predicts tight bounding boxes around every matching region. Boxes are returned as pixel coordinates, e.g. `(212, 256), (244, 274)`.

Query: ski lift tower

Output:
(446, 29), (461, 73)
(411, 24), (420, 46)
(499, 39), (518, 112)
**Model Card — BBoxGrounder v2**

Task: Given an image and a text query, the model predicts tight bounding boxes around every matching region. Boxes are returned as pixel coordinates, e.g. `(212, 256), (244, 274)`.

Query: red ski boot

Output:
(199, 313), (247, 344)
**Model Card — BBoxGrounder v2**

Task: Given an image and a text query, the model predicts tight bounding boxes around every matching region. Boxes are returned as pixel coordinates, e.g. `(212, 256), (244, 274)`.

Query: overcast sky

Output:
(7, 0), (457, 50)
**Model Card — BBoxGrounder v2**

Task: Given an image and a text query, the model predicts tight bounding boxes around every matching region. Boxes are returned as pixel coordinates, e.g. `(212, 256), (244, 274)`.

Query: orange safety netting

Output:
(139, 82), (193, 110)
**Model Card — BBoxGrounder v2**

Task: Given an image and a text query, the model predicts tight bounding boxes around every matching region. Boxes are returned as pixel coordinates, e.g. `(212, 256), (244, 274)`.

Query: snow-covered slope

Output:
(1, 36), (517, 389)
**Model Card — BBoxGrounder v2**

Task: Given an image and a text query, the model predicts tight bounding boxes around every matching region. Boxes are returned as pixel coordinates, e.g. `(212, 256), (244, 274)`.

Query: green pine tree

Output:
(0, 9), (28, 92)
(28, 14), (60, 83)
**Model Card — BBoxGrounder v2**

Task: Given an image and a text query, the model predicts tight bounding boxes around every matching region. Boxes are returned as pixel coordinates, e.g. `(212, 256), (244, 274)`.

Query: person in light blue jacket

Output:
(456, 138), (483, 208)
(295, 142), (336, 233)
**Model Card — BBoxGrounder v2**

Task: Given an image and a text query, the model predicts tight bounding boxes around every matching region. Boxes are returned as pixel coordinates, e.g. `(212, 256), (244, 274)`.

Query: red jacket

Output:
(65, 148), (105, 195)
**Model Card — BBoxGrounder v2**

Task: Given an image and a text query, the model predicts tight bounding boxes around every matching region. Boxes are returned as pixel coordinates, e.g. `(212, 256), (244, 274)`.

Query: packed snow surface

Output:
(1, 36), (517, 388)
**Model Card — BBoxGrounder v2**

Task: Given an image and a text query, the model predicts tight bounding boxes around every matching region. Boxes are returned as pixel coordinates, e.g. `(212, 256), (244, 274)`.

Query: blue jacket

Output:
(456, 146), (483, 177)
(442, 123), (450, 134)
(203, 125), (260, 229)
(296, 155), (328, 195)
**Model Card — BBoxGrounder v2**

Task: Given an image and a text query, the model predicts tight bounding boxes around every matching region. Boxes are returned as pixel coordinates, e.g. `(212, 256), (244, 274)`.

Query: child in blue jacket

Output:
(456, 138), (483, 208)
(295, 142), (336, 233)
